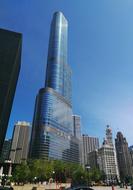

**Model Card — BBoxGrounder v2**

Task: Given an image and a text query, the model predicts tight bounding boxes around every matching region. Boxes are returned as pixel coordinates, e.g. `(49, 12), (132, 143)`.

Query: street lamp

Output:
(52, 171), (56, 183)
(52, 171), (58, 190)
(85, 165), (91, 186)
(34, 176), (37, 184)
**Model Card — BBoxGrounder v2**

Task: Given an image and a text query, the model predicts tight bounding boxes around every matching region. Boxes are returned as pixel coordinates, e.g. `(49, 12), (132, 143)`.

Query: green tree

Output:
(72, 166), (88, 186)
(12, 159), (87, 184)
(51, 160), (65, 182)
(89, 167), (102, 182)
(13, 162), (30, 184)
(43, 160), (54, 180)
(28, 159), (54, 182)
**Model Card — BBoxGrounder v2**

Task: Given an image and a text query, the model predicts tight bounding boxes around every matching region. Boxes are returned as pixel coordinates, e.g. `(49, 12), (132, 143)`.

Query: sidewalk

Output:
(13, 183), (71, 190)
(12, 184), (131, 190)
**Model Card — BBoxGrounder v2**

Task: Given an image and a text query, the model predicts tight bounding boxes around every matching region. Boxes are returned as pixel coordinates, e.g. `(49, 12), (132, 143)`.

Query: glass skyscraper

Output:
(30, 12), (79, 163)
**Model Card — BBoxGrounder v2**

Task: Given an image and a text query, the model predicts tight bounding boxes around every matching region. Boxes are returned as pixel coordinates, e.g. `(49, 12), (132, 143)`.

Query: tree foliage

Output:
(89, 167), (102, 182)
(12, 160), (102, 184)
(13, 162), (30, 184)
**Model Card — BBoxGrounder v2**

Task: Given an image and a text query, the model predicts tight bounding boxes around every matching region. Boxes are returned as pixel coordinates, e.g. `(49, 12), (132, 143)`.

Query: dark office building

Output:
(115, 132), (133, 181)
(87, 150), (99, 169)
(0, 139), (11, 163)
(0, 29), (22, 154)
(73, 115), (81, 140)
(30, 12), (79, 163)
(129, 146), (133, 167)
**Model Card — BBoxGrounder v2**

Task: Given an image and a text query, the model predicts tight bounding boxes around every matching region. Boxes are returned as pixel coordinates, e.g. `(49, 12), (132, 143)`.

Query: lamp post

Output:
(85, 165), (91, 186)
(53, 171), (58, 190)
(52, 171), (55, 182)
(34, 176), (37, 184)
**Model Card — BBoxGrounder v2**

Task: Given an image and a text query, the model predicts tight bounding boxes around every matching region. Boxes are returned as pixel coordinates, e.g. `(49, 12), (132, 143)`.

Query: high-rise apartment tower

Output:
(81, 135), (99, 166)
(9, 121), (30, 164)
(72, 115), (81, 140)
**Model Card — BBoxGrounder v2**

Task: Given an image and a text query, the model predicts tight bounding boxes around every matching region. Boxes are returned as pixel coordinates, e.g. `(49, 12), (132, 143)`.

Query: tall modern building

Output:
(30, 12), (79, 163)
(0, 29), (22, 154)
(9, 121), (30, 164)
(81, 134), (99, 166)
(72, 115), (81, 140)
(115, 132), (133, 181)
(72, 115), (82, 163)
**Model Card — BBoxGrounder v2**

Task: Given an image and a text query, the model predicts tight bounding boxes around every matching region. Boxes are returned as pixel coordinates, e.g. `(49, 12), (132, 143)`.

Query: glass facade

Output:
(30, 12), (79, 163)
(45, 12), (72, 105)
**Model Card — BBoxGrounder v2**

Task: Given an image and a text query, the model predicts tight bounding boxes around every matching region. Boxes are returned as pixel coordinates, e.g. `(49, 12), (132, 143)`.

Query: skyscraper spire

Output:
(45, 12), (72, 104)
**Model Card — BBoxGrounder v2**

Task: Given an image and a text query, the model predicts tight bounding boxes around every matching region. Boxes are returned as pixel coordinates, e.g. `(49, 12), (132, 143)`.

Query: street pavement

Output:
(12, 184), (132, 190)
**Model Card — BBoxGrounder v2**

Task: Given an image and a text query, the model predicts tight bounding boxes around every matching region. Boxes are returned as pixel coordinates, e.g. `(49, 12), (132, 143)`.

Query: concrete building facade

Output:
(129, 146), (133, 168)
(98, 126), (119, 183)
(115, 132), (133, 181)
(9, 121), (30, 163)
(81, 134), (99, 166)
(87, 149), (99, 169)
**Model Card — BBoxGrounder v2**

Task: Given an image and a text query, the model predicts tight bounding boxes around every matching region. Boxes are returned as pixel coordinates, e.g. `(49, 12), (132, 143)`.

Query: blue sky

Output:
(1, 0), (133, 145)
